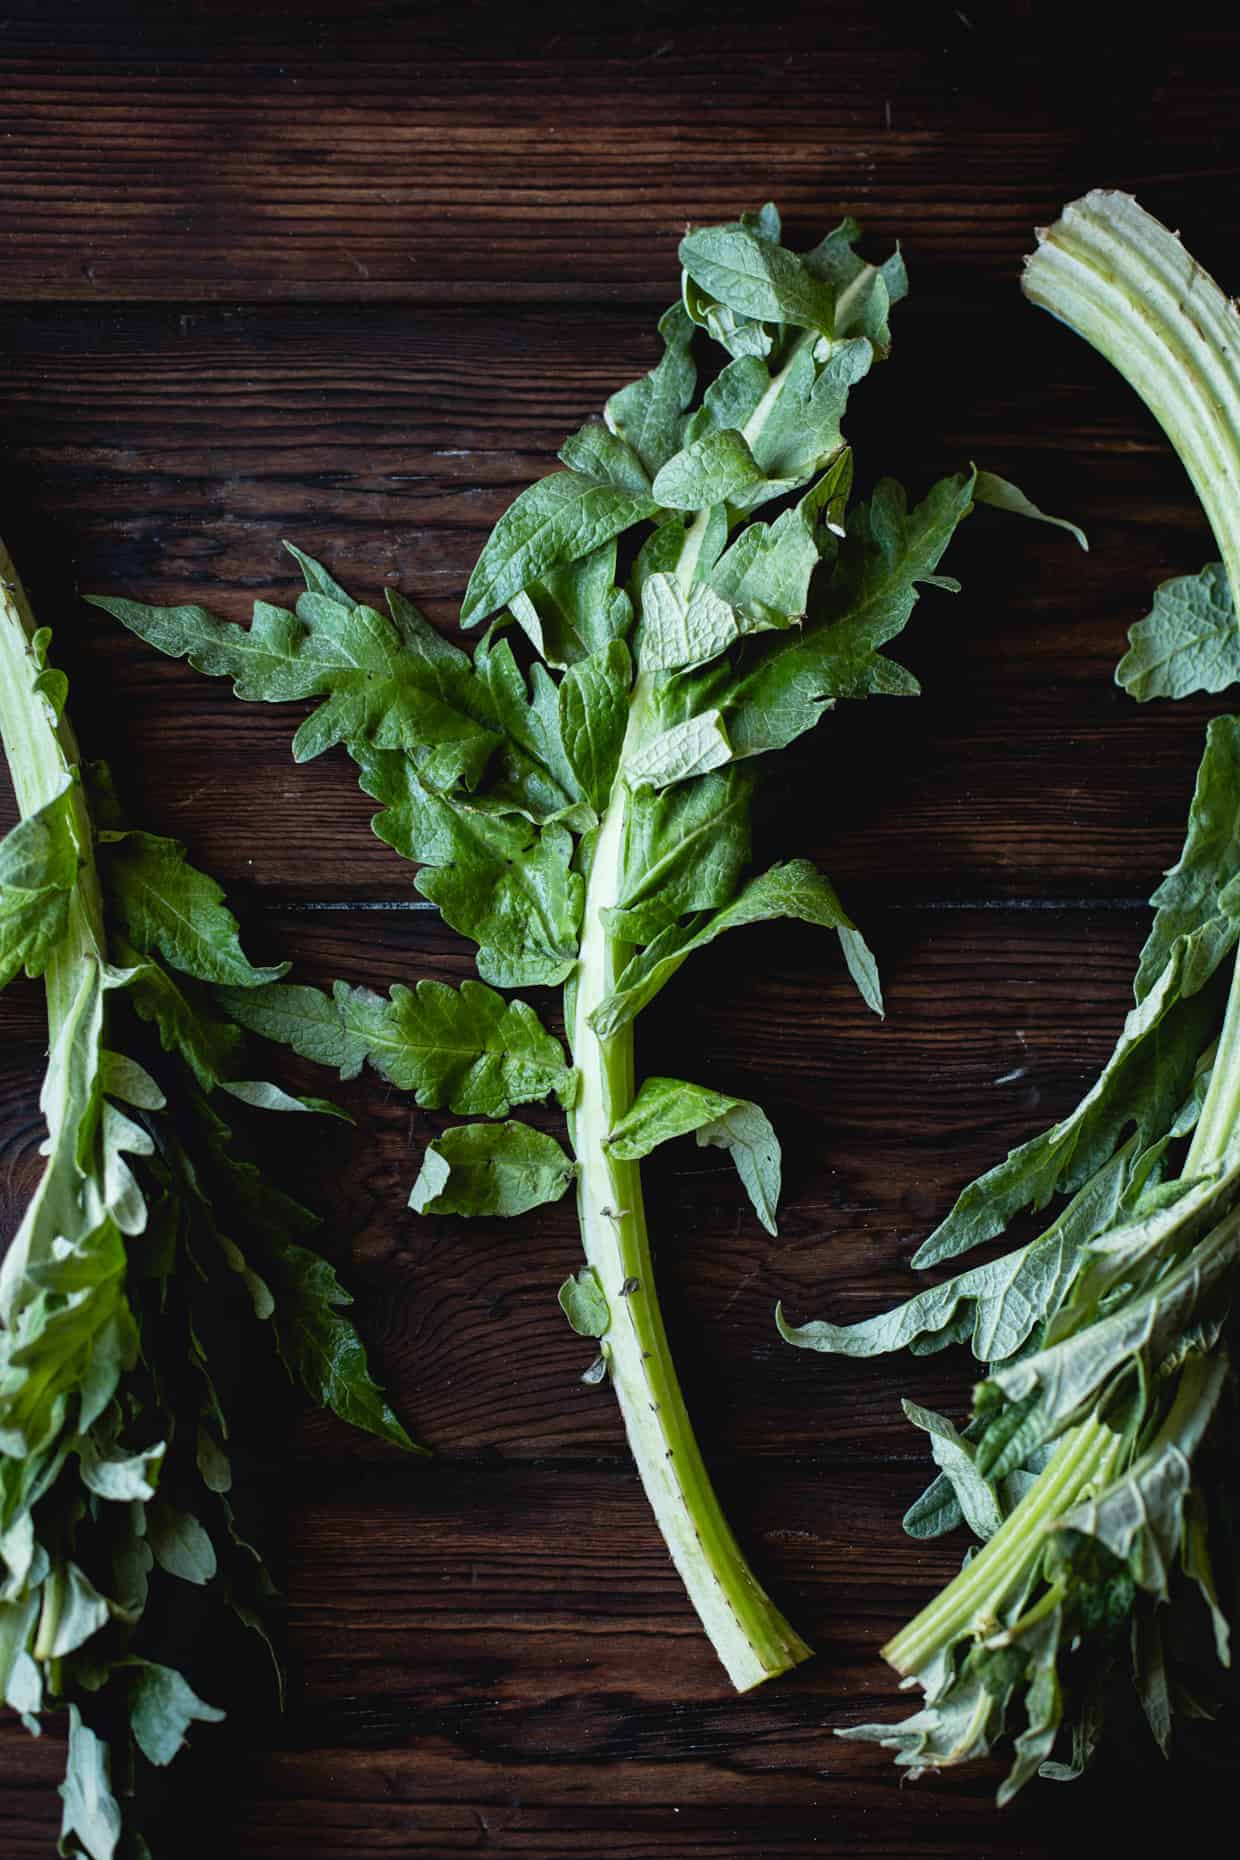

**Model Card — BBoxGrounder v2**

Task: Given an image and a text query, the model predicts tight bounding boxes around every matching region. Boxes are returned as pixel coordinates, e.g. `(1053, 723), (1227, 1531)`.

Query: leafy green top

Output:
(0, 558), (414, 1860)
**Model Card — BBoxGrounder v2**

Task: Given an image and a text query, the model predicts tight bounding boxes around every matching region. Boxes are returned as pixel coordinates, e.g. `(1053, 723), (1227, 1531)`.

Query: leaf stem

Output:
(0, 541), (109, 1317)
(884, 1413), (1123, 1677)
(565, 529), (811, 1691)
(1025, 196), (1240, 1181)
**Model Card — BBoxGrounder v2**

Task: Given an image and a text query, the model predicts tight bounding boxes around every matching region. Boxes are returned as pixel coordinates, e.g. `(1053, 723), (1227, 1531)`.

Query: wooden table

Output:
(2, 3), (1237, 1852)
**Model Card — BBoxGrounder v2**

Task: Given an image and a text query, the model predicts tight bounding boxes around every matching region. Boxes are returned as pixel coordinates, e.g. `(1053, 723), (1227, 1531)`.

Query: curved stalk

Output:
(565, 516), (811, 1691)
(1027, 195), (1240, 1190)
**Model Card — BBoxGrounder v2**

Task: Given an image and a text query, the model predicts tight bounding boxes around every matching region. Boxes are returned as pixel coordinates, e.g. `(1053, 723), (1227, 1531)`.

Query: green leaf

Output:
(58, 1706), (122, 1860)
(215, 978), (369, 1079)
(147, 1503), (217, 1586)
(100, 831), (286, 987)
(78, 1434), (165, 1503)
(605, 767), (752, 944)
(332, 977), (574, 1114)
(472, 635), (582, 821)
(558, 640), (632, 812)
(746, 341), (872, 483)
(623, 711), (733, 790)
(0, 781), (78, 988)
(651, 428), (765, 511)
(604, 302), (697, 479)
(901, 1400), (1004, 1543)
(409, 1121), (576, 1218)
(558, 1266), (610, 1338)
(679, 222), (836, 334)
(509, 539), (634, 667)
(593, 859), (880, 1036)
(674, 471), (974, 760)
(90, 568), (504, 791)
(1062, 1353), (1226, 1599)
(972, 470), (1088, 551)
(128, 1661), (225, 1768)
(38, 1561), (110, 1658)
(558, 421), (652, 492)
(777, 1136), (1140, 1365)
(1117, 562), (1240, 700)
(121, 951), (243, 1090)
(637, 573), (777, 673)
(357, 751), (583, 988)
(461, 470), (658, 627)
(607, 1076), (781, 1234)
(1135, 713), (1240, 1001)
(802, 218), (908, 355)
(913, 938), (1224, 1269)
(263, 1242), (419, 1452)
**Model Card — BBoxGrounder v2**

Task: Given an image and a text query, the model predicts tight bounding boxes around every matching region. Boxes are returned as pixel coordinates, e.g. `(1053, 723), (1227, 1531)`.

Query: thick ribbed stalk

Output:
(1025, 194), (1240, 1191)
(0, 540), (108, 1319)
(565, 512), (811, 1691)
(884, 1414), (1124, 1677)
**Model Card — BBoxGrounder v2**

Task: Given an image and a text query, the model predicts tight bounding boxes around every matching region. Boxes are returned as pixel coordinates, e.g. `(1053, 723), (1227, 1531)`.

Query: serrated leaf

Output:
(1062, 1352), (1226, 1598)
(99, 831), (285, 987)
(778, 1138), (1141, 1366)
(671, 471), (974, 760)
(1134, 713), (1240, 1001)
(0, 781), (78, 988)
(558, 640), (632, 812)
(335, 977), (574, 1114)
(902, 1400), (1005, 1542)
(595, 858), (879, 1036)
(604, 302), (697, 480)
(461, 470), (658, 627)
(127, 1660), (226, 1769)
(637, 573), (777, 673)
(607, 1075), (781, 1233)
(91, 565), (504, 791)
(1116, 562), (1240, 700)
(509, 538), (634, 667)
(263, 1243), (419, 1453)
(651, 428), (765, 511)
(409, 1121), (576, 1218)
(357, 751), (583, 988)
(215, 978), (369, 1079)
(913, 935), (1223, 1270)
(624, 710), (732, 790)
(679, 222), (836, 334)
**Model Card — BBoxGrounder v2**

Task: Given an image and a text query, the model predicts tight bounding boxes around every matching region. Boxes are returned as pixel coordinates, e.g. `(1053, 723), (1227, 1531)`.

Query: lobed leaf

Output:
(409, 1121), (576, 1218)
(607, 1075), (781, 1233)
(461, 471), (658, 627)
(594, 858), (880, 1036)
(1117, 562), (1240, 701)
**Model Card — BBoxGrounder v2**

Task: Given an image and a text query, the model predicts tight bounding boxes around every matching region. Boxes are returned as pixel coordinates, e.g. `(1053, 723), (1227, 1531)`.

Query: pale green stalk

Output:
(567, 506), (810, 1692)
(1025, 192), (1240, 1177)
(885, 192), (1240, 1691)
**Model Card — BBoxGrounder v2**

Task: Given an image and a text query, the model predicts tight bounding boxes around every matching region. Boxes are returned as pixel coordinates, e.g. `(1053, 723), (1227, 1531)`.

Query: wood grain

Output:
(0, 902), (1152, 1471)
(0, 296), (1225, 900)
(0, 3), (1237, 303)
(3, 4), (1239, 1854)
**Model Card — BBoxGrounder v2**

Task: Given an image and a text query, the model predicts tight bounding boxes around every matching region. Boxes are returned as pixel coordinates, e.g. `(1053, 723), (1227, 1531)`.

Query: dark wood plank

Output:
(0, 4), (1236, 303)
(1, 1458), (1228, 1856)
(0, 904), (1149, 1465)
(0, 297), (1223, 900)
